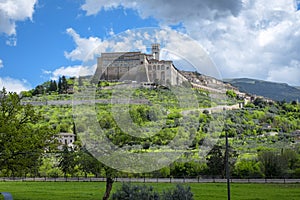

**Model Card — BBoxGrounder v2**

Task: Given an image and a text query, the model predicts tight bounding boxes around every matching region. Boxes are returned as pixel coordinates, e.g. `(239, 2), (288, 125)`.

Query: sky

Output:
(0, 0), (300, 93)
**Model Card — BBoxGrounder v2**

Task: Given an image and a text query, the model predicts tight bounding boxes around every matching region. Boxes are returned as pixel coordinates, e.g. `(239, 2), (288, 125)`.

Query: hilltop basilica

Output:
(94, 44), (187, 85)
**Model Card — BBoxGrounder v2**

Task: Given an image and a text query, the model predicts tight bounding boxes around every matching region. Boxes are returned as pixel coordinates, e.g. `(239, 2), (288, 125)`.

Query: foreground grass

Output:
(0, 182), (300, 200)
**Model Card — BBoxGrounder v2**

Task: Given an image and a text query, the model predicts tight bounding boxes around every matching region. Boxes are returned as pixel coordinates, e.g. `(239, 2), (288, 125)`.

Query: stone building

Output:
(57, 132), (76, 150)
(94, 44), (187, 85)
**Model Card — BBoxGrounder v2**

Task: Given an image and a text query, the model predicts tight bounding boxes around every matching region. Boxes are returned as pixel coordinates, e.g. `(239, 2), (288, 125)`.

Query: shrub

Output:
(111, 183), (193, 200)
(161, 184), (194, 200)
(111, 183), (159, 200)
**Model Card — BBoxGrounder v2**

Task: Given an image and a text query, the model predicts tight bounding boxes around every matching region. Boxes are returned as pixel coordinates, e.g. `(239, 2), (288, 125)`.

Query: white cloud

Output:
(0, 77), (31, 93)
(64, 28), (106, 62)
(64, 28), (148, 62)
(49, 65), (97, 80)
(0, 0), (37, 35)
(81, 0), (242, 23)
(0, 59), (3, 68)
(81, 0), (300, 85)
(267, 60), (300, 86)
(5, 36), (17, 46)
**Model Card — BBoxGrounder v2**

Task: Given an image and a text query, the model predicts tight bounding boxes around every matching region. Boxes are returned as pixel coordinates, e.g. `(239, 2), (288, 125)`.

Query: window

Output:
(148, 66), (152, 70)
(161, 65), (165, 70)
(161, 71), (165, 80)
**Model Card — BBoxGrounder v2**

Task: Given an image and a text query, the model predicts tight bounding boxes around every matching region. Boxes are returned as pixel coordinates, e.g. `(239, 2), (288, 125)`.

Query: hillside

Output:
(224, 78), (300, 102)
(2, 78), (300, 179)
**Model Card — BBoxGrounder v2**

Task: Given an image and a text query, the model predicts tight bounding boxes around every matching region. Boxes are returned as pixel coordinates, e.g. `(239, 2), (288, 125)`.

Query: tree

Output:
(58, 145), (77, 177)
(0, 88), (55, 176)
(58, 77), (62, 94)
(77, 147), (102, 178)
(206, 145), (224, 178)
(102, 165), (119, 200)
(206, 144), (238, 178)
(226, 90), (237, 99)
(258, 150), (285, 178)
(32, 85), (45, 95)
(48, 80), (57, 92)
(61, 76), (68, 93)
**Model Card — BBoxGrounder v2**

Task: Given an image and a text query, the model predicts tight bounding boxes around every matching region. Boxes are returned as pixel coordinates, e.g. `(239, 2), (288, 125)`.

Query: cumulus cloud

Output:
(81, 0), (243, 23)
(64, 28), (108, 61)
(49, 65), (97, 80)
(81, 0), (300, 86)
(0, 77), (31, 93)
(0, 59), (3, 68)
(0, 0), (37, 35)
(64, 27), (149, 62)
(267, 60), (300, 86)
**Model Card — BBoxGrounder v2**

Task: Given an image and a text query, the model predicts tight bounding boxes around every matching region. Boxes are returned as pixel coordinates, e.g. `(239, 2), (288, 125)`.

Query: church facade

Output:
(95, 44), (187, 85)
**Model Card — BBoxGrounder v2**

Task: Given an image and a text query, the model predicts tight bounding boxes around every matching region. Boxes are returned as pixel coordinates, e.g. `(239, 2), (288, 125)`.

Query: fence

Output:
(1, 177), (300, 184)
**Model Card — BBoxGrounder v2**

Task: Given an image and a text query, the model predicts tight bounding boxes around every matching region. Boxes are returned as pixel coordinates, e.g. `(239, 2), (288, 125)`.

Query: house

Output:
(57, 132), (76, 150)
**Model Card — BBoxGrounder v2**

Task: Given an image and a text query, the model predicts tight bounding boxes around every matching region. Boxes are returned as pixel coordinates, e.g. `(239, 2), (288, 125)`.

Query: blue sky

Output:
(0, 0), (300, 92)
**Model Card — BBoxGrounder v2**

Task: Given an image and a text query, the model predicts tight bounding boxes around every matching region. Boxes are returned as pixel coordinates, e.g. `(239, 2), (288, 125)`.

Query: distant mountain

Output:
(224, 78), (300, 102)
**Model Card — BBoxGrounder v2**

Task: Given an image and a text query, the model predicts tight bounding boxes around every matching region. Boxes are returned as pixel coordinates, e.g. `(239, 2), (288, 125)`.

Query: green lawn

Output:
(0, 182), (299, 200)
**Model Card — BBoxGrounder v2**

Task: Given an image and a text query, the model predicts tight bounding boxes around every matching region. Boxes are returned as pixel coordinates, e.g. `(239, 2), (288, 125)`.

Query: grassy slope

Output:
(1, 182), (300, 200)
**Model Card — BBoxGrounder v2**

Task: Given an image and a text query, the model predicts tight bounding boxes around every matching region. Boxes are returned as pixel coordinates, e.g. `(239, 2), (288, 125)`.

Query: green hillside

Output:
(1, 77), (300, 180)
(224, 78), (300, 102)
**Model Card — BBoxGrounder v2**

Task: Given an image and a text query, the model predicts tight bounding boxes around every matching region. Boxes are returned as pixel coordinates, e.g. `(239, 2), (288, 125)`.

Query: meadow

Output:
(0, 182), (300, 200)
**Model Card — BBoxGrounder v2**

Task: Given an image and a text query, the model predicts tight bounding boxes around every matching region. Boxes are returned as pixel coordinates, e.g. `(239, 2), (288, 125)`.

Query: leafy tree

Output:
(206, 144), (238, 178)
(58, 145), (77, 177)
(226, 90), (237, 99)
(233, 159), (263, 178)
(206, 145), (224, 178)
(32, 85), (45, 95)
(77, 147), (102, 178)
(61, 76), (68, 93)
(258, 150), (286, 178)
(0, 88), (55, 176)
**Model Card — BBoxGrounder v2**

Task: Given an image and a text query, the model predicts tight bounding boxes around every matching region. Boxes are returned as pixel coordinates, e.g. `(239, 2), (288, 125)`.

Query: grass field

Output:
(0, 182), (300, 200)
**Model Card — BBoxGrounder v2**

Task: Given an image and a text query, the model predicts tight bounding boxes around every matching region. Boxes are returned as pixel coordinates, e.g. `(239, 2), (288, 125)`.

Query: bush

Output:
(111, 183), (159, 200)
(161, 184), (194, 200)
(111, 183), (194, 200)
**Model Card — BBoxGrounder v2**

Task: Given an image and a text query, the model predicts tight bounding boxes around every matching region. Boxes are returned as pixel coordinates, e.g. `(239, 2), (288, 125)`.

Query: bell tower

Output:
(152, 43), (160, 60)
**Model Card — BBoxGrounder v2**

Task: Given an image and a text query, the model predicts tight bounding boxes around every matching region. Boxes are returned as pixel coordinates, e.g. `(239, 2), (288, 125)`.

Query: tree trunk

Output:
(102, 177), (114, 200)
